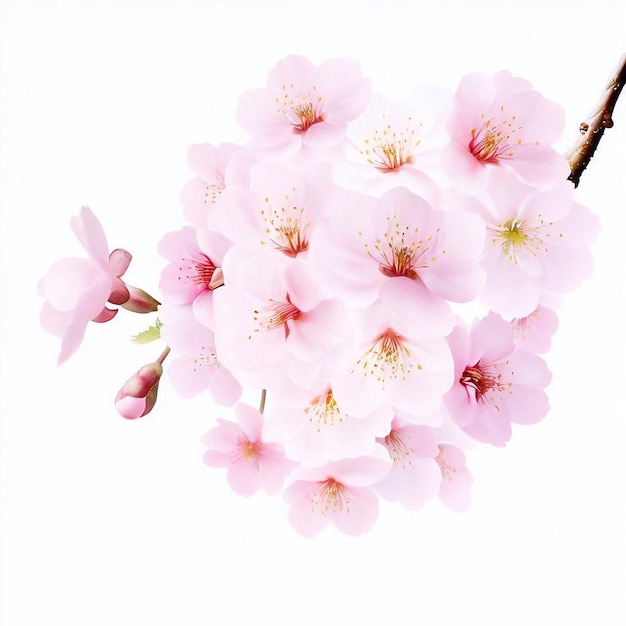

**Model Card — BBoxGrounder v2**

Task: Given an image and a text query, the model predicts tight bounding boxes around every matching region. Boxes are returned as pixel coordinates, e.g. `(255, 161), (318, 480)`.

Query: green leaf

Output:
(132, 318), (163, 344)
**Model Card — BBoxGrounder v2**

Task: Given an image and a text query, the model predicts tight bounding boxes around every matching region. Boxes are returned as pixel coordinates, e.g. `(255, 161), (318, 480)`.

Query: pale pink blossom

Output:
(442, 70), (570, 192)
(436, 444), (473, 512)
(214, 161), (333, 258)
(180, 142), (256, 227)
(158, 303), (241, 406)
(40, 206), (134, 364)
(309, 186), (485, 317)
(213, 248), (351, 390)
(511, 304), (559, 354)
(115, 361), (163, 420)
(264, 386), (393, 466)
(474, 172), (599, 319)
(202, 403), (295, 496)
(236, 55), (371, 153)
(330, 301), (454, 419)
(337, 87), (451, 200)
(373, 419), (443, 510)
(444, 313), (552, 446)
(283, 452), (391, 537)
(349, 88), (450, 172)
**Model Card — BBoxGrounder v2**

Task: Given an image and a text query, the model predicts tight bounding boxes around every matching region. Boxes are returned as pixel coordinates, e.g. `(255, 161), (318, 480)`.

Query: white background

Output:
(1, 1), (625, 624)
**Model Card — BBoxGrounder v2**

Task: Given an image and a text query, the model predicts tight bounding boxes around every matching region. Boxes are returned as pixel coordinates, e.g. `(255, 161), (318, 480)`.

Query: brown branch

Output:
(565, 53), (626, 187)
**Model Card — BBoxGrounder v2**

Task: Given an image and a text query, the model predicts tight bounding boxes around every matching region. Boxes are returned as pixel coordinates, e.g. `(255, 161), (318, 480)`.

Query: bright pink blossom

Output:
(283, 452), (391, 537)
(444, 313), (552, 446)
(158, 226), (231, 328)
(202, 403), (295, 496)
(442, 70), (570, 192)
(237, 55), (371, 153)
(40, 206), (134, 364)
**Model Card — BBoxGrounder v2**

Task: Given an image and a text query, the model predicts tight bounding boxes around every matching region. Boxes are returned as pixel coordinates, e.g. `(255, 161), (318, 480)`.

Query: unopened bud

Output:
(120, 285), (161, 314)
(115, 362), (163, 419)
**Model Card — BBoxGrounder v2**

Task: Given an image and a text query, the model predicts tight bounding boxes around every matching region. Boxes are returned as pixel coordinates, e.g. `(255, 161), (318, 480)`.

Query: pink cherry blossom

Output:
(158, 303), (241, 406)
(336, 87), (451, 201)
(435, 443), (473, 512)
(373, 419), (443, 510)
(309, 186), (485, 318)
(283, 452), (391, 537)
(202, 403), (295, 496)
(349, 88), (451, 173)
(213, 248), (351, 390)
(180, 142), (256, 227)
(442, 70), (570, 192)
(330, 301), (454, 419)
(40, 206), (134, 364)
(115, 360), (164, 420)
(158, 226), (231, 328)
(511, 304), (559, 354)
(213, 161), (333, 258)
(444, 313), (552, 446)
(473, 172), (599, 319)
(236, 55), (371, 153)
(264, 386), (394, 467)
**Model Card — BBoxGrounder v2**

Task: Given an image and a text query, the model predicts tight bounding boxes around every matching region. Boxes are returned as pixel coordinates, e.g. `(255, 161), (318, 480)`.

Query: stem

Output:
(259, 388), (267, 414)
(565, 53), (626, 187)
(156, 346), (171, 365)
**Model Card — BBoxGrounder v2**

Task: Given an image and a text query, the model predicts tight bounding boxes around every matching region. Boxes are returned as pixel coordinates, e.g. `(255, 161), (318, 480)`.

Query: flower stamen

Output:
(179, 254), (221, 290)
(460, 361), (512, 409)
(311, 478), (350, 515)
(306, 389), (345, 431)
(361, 115), (422, 171)
(363, 214), (435, 279)
(469, 112), (522, 163)
(232, 436), (262, 466)
(261, 193), (310, 257)
(253, 294), (302, 338)
(383, 429), (414, 468)
(356, 329), (414, 388)
(277, 83), (325, 133)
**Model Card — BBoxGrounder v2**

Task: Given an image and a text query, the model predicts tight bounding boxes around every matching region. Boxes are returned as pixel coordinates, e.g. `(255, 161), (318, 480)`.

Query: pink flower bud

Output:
(120, 285), (161, 314)
(115, 362), (163, 419)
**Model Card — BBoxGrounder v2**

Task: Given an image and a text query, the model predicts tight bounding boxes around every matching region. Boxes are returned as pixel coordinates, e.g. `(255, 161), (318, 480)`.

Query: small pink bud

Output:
(120, 285), (161, 314)
(115, 362), (163, 419)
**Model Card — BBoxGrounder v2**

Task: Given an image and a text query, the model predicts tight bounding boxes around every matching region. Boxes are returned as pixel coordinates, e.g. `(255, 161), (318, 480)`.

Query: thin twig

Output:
(565, 53), (626, 187)
(156, 346), (171, 365)
(259, 388), (267, 414)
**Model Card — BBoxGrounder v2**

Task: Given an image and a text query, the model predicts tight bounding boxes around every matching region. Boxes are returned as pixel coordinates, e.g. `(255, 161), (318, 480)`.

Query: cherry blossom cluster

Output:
(40, 55), (599, 537)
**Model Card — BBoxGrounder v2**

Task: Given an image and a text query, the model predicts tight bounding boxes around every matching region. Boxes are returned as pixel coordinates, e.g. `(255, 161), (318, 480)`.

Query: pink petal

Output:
(236, 404), (263, 441)
(330, 486), (379, 536)
(227, 463), (261, 497)
(108, 248), (132, 277)
(70, 206), (110, 267)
